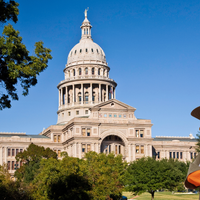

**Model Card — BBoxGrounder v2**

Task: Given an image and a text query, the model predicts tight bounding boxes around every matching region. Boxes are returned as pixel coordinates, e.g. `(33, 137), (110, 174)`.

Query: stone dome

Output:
(67, 39), (107, 65)
(66, 12), (107, 66)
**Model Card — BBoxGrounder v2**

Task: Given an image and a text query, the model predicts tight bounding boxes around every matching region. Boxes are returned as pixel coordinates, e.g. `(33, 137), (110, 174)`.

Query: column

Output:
(61, 88), (63, 106)
(79, 143), (82, 159)
(106, 84), (108, 101)
(74, 143), (77, 157)
(66, 86), (68, 104)
(111, 86), (114, 99)
(132, 145), (135, 161)
(149, 145), (152, 157)
(99, 84), (101, 102)
(81, 83), (83, 105)
(128, 144), (131, 162)
(90, 83), (92, 103)
(92, 143), (95, 151)
(145, 144), (148, 156)
(59, 89), (61, 106)
(114, 87), (116, 99)
(4, 147), (7, 163)
(72, 84), (74, 105)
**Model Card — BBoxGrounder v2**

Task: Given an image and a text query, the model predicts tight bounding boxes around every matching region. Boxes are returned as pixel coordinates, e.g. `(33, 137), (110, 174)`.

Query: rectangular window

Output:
(141, 145), (144, 154)
(115, 145), (118, 154)
(68, 112), (71, 116)
(87, 144), (91, 152)
(58, 150), (61, 158)
(191, 152), (193, 159)
(173, 152), (175, 159)
(87, 128), (90, 136)
(177, 152), (179, 159)
(157, 152), (160, 159)
(194, 152), (196, 159)
(76, 110), (79, 115)
(123, 114), (126, 118)
(169, 152), (172, 158)
(12, 149), (15, 157)
(12, 161), (14, 170)
(82, 128), (86, 136)
(7, 161), (10, 170)
(16, 149), (19, 155)
(135, 130), (139, 137)
(16, 161), (19, 169)
(180, 152), (183, 159)
(136, 145), (139, 153)
(54, 135), (57, 142)
(82, 144), (86, 153)
(140, 130), (144, 138)
(20, 149), (23, 153)
(109, 145), (111, 153)
(85, 110), (88, 114)
(58, 135), (61, 142)
(119, 145), (121, 154)
(8, 149), (10, 156)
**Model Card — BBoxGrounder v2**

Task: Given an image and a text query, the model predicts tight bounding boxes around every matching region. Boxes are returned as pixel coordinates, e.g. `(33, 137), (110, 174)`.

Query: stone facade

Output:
(0, 12), (197, 175)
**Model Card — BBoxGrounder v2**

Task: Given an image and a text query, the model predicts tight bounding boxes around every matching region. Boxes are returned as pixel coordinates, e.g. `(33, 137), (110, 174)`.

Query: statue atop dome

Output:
(84, 8), (89, 18)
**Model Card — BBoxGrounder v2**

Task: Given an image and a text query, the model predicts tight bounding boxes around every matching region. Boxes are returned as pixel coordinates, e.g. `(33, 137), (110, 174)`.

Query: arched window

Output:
(85, 92), (89, 102)
(91, 48), (93, 53)
(80, 49), (82, 53)
(79, 68), (82, 75)
(68, 70), (70, 77)
(92, 92), (95, 102)
(84, 29), (86, 35)
(85, 68), (88, 75)
(92, 68), (95, 75)
(73, 69), (75, 76)
(86, 48), (88, 53)
(87, 28), (88, 34)
(98, 68), (100, 75)
(78, 92), (81, 103)
(96, 49), (99, 53)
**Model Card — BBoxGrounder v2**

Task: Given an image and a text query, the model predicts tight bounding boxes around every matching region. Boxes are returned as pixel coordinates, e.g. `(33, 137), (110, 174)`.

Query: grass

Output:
(122, 191), (199, 200)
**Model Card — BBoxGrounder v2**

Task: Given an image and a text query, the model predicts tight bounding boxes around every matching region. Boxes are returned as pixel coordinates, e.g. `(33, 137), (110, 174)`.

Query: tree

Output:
(125, 157), (186, 200)
(83, 151), (127, 200)
(15, 143), (57, 183)
(195, 133), (200, 152)
(0, 0), (52, 110)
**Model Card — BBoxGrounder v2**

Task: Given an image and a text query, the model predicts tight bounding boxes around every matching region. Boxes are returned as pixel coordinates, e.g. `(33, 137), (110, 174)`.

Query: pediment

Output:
(91, 99), (136, 111)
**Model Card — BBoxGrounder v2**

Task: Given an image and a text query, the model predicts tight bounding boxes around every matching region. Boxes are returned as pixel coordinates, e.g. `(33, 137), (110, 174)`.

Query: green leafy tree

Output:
(32, 157), (91, 200)
(125, 157), (186, 200)
(15, 143), (57, 183)
(195, 133), (200, 152)
(0, 0), (52, 110)
(83, 151), (127, 200)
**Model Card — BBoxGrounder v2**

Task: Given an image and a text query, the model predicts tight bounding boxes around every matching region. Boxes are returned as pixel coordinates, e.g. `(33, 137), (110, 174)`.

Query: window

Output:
(85, 68), (88, 75)
(194, 152), (196, 159)
(191, 152), (193, 159)
(96, 49), (99, 53)
(136, 145), (139, 153)
(79, 68), (82, 75)
(68, 112), (71, 116)
(8, 149), (10, 156)
(82, 144), (86, 153)
(92, 94), (95, 102)
(75, 50), (77, 54)
(80, 49), (82, 53)
(87, 144), (91, 152)
(123, 114), (126, 118)
(92, 68), (95, 75)
(98, 68), (100, 75)
(73, 69), (75, 76)
(157, 152), (160, 159)
(76, 110), (79, 115)
(78, 92), (81, 102)
(91, 48), (93, 52)
(20, 149), (23, 153)
(16, 149), (19, 155)
(82, 128), (86, 136)
(7, 161), (10, 170)
(58, 150), (61, 158)
(12, 149), (14, 157)
(119, 145), (121, 154)
(104, 114), (107, 117)
(103, 69), (105, 76)
(114, 114), (117, 118)
(169, 152), (172, 158)
(109, 114), (112, 118)
(87, 128), (90, 136)
(85, 110), (88, 114)
(180, 152), (183, 159)
(140, 130), (144, 138)
(86, 48), (88, 52)
(119, 114), (122, 118)
(115, 145), (118, 154)
(12, 161), (14, 170)
(136, 130), (139, 137)
(173, 152), (175, 159)
(141, 145), (144, 154)
(20, 161), (23, 167)
(54, 135), (57, 142)
(16, 161), (19, 170)
(109, 145), (111, 153)
(58, 135), (61, 142)
(85, 92), (88, 102)
(177, 152), (179, 159)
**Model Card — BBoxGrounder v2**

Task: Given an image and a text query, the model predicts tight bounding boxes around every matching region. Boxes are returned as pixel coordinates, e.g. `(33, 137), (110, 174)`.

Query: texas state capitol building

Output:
(0, 12), (197, 174)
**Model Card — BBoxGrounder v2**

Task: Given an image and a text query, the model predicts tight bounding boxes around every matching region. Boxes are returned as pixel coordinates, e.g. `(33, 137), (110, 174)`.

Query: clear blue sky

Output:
(1, 0), (200, 137)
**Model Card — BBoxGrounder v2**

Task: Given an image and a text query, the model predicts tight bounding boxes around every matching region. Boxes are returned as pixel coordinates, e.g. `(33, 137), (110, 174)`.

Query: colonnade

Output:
(59, 83), (116, 106)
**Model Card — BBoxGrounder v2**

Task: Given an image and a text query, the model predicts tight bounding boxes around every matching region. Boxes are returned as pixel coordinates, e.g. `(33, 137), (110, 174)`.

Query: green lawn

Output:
(122, 191), (199, 200)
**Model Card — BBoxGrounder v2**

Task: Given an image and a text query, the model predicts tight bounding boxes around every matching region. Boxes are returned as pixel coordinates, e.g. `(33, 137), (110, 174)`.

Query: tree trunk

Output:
(151, 191), (155, 200)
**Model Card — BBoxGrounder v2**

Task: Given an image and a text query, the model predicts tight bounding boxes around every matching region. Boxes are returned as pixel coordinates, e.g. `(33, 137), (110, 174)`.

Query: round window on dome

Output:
(91, 48), (93, 53)
(80, 49), (82, 53)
